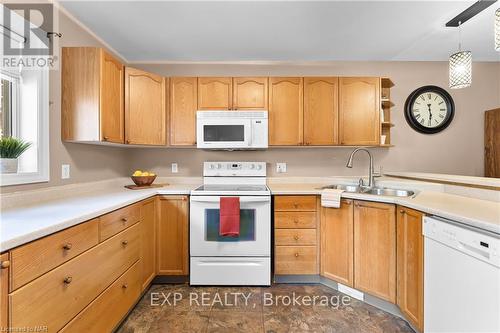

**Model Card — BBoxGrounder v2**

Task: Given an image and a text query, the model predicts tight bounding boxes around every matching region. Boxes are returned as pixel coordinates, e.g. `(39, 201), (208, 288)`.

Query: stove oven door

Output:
(190, 195), (271, 257)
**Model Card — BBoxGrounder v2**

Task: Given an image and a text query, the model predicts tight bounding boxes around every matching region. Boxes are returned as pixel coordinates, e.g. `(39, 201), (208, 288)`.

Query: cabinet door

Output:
(170, 77), (198, 146)
(198, 77), (232, 110)
(125, 67), (166, 145)
(269, 77), (303, 145)
(100, 50), (125, 143)
(0, 253), (9, 331)
(339, 77), (380, 145)
(233, 77), (268, 110)
(140, 198), (156, 290)
(354, 200), (396, 302)
(304, 77), (339, 145)
(320, 199), (354, 286)
(397, 206), (424, 331)
(157, 196), (189, 275)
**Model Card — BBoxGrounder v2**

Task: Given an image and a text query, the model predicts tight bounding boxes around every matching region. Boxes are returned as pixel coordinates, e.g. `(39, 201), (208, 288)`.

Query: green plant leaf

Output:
(0, 137), (32, 158)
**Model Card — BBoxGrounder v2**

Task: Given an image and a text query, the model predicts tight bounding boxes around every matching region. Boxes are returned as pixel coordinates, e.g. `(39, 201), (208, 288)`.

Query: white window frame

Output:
(0, 69), (49, 186)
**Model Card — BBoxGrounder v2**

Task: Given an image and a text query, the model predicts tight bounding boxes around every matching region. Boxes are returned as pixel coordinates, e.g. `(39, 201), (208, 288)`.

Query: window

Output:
(0, 67), (49, 186)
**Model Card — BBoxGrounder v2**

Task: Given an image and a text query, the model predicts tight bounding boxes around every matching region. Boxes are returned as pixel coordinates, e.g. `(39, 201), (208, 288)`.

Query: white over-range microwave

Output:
(196, 111), (268, 150)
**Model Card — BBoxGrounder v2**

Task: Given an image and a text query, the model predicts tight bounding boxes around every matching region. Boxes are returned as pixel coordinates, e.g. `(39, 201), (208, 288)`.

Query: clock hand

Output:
(427, 103), (433, 119)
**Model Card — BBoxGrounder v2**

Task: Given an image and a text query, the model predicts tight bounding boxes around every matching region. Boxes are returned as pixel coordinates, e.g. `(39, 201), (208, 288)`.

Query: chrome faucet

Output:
(346, 148), (376, 189)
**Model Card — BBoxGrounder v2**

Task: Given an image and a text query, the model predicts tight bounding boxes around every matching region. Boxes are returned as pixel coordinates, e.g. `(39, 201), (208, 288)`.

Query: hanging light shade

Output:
(449, 50), (472, 89)
(495, 8), (500, 51)
(449, 21), (472, 89)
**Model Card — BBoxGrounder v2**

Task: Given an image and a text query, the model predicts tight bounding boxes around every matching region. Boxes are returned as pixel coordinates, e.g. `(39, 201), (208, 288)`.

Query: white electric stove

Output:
(189, 162), (271, 286)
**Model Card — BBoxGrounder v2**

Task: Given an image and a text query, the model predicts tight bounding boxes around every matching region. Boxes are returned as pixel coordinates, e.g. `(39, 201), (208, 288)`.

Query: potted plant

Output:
(0, 137), (32, 174)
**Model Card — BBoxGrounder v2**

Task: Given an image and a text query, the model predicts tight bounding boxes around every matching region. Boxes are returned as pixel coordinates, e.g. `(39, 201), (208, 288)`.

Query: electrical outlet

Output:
(171, 163), (178, 173)
(276, 163), (287, 173)
(61, 164), (70, 179)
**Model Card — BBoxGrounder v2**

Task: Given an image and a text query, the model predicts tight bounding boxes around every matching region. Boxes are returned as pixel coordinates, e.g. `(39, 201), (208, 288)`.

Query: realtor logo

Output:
(1, 2), (59, 69)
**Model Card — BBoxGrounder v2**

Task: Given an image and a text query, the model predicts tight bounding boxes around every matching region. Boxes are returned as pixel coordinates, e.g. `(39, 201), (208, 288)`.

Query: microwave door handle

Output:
(190, 197), (270, 203)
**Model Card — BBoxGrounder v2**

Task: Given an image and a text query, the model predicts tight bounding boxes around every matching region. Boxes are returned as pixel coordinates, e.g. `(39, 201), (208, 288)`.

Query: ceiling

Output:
(59, 1), (500, 63)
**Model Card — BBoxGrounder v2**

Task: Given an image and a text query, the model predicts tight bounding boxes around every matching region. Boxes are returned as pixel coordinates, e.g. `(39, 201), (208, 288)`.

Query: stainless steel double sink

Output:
(320, 184), (415, 197)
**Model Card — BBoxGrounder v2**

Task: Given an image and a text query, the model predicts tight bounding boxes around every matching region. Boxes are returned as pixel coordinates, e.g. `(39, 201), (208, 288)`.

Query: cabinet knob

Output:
(126, 140), (130, 144)
(62, 242), (73, 250)
(103, 136), (109, 141)
(293, 219), (299, 224)
(294, 235), (299, 241)
(121, 217), (128, 223)
(122, 240), (129, 246)
(63, 276), (73, 284)
(293, 203), (299, 208)
(182, 197), (187, 201)
(344, 201), (351, 205)
(354, 202), (360, 207)
(294, 253), (299, 258)
(1, 260), (10, 269)
(400, 209), (406, 214)
(122, 283), (128, 289)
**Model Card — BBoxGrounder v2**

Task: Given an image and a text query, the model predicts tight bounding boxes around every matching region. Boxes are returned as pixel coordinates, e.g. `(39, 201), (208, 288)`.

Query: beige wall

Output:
(3, 11), (499, 193)
(1, 10), (129, 193)
(128, 61), (500, 178)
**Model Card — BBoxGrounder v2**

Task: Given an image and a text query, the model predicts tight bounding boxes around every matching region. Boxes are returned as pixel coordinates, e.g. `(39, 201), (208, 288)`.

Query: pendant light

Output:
(495, 8), (500, 51)
(449, 21), (472, 89)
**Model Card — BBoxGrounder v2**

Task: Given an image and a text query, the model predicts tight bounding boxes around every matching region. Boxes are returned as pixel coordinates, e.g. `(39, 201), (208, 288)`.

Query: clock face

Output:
(404, 86), (455, 134)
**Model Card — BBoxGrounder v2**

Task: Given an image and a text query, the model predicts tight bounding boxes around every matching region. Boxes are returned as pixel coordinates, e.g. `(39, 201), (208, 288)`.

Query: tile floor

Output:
(117, 284), (414, 333)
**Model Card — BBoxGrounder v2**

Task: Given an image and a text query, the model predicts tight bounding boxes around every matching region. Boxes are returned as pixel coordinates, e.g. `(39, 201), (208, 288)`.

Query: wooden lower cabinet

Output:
(9, 224), (140, 332)
(353, 200), (396, 302)
(157, 196), (189, 275)
(320, 199), (354, 287)
(60, 260), (141, 333)
(274, 196), (319, 275)
(397, 206), (424, 332)
(0, 253), (9, 331)
(140, 198), (156, 290)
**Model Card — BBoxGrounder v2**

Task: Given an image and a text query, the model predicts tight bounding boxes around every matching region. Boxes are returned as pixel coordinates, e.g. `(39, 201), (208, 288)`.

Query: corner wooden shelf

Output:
(380, 77), (394, 146)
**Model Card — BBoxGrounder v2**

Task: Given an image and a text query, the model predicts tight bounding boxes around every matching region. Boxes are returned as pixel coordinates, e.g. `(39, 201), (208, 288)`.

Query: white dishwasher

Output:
(423, 216), (500, 333)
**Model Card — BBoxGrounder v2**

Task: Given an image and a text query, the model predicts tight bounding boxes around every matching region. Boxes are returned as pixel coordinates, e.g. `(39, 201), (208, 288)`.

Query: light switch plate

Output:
(276, 163), (287, 173)
(61, 164), (70, 179)
(171, 163), (178, 173)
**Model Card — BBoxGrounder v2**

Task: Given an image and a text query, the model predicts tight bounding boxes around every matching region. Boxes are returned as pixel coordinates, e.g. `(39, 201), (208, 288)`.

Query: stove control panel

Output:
(203, 162), (266, 177)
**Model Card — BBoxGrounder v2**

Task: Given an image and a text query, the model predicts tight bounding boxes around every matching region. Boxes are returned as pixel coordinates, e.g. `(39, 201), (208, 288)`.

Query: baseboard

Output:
(153, 275), (189, 284)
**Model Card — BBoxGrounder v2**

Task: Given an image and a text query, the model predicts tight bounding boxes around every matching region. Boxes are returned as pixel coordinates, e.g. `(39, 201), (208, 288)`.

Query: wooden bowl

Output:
(131, 175), (156, 187)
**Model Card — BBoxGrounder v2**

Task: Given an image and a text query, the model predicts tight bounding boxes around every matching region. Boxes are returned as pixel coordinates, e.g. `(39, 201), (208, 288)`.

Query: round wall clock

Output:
(404, 85), (455, 134)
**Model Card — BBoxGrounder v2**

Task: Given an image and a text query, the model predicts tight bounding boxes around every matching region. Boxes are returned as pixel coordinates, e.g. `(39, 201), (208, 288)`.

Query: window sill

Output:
(0, 172), (49, 187)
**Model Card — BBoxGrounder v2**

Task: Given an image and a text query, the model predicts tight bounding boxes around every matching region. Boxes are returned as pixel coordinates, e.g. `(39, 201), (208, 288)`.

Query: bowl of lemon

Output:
(131, 170), (157, 186)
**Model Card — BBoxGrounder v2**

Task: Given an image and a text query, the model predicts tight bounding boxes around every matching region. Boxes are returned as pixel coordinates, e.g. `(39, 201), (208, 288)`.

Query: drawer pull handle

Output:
(1, 260), (10, 269)
(293, 220), (299, 224)
(344, 201), (351, 205)
(293, 203), (299, 208)
(122, 283), (128, 289)
(63, 276), (73, 284)
(294, 253), (299, 258)
(103, 136), (109, 141)
(400, 209), (405, 214)
(62, 243), (73, 250)
(122, 240), (129, 246)
(122, 217), (128, 222)
(293, 235), (299, 241)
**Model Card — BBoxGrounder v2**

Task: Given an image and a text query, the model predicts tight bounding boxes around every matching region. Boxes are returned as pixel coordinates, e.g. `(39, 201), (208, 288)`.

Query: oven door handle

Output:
(190, 196), (271, 203)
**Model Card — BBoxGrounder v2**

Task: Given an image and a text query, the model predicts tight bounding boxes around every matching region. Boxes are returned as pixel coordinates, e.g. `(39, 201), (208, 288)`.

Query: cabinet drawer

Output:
(275, 229), (316, 246)
(60, 260), (141, 333)
(275, 196), (317, 211)
(10, 219), (99, 291)
(275, 212), (317, 228)
(10, 223), (140, 333)
(99, 203), (140, 241)
(275, 246), (318, 275)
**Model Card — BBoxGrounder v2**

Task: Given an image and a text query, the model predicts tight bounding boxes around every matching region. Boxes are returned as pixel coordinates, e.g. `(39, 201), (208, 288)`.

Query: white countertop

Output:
(384, 171), (500, 189)
(1, 176), (499, 252)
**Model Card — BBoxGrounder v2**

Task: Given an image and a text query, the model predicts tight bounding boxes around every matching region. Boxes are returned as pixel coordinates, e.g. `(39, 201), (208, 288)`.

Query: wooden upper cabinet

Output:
(62, 47), (124, 143)
(124, 67), (166, 145)
(397, 206), (424, 332)
(320, 199), (354, 286)
(353, 200), (396, 303)
(198, 77), (232, 110)
(170, 77), (198, 146)
(157, 196), (189, 275)
(233, 77), (268, 110)
(269, 77), (303, 145)
(339, 77), (381, 145)
(304, 77), (339, 145)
